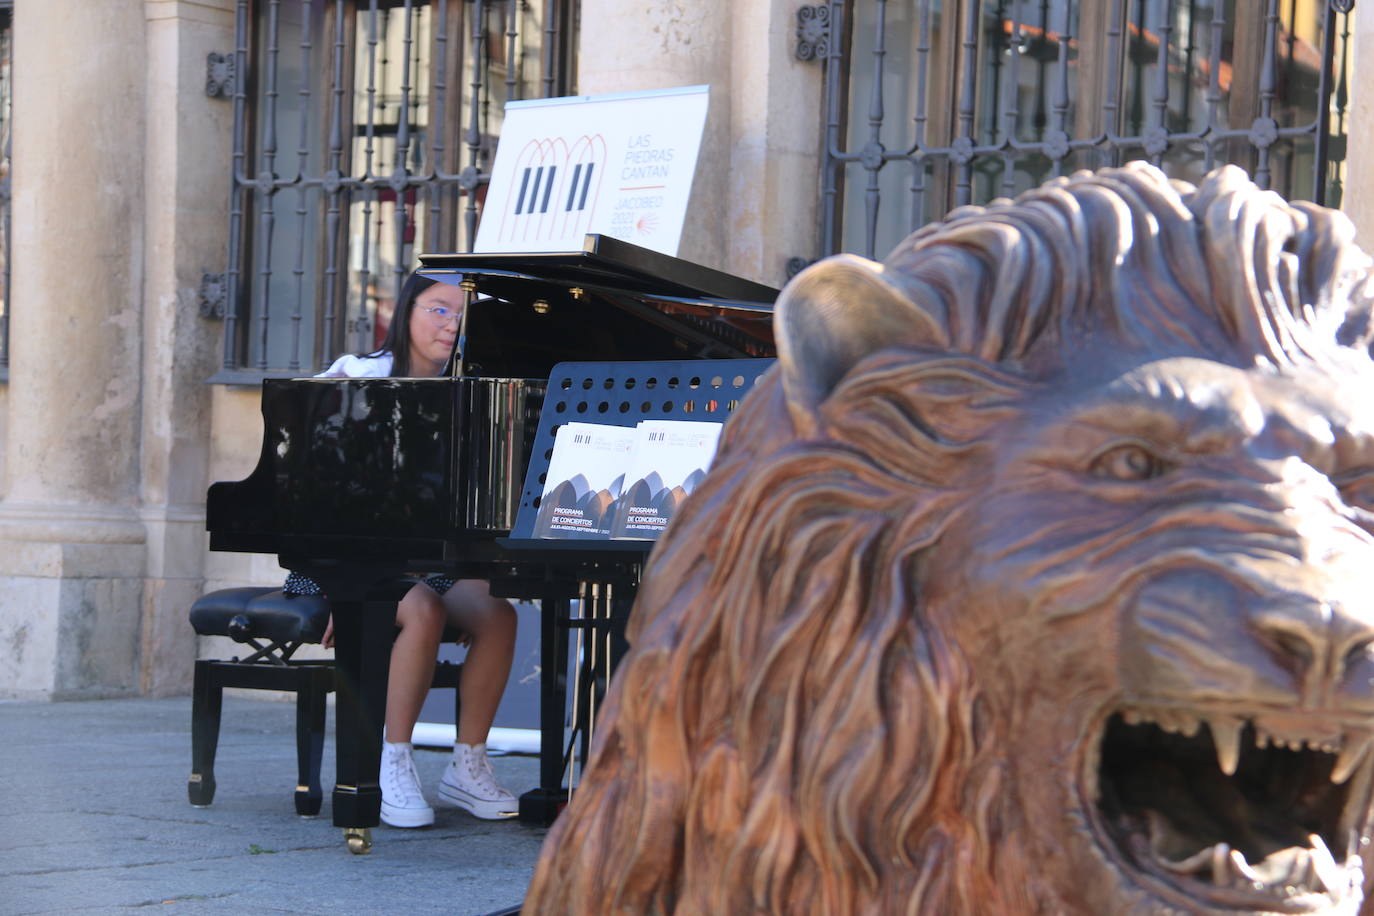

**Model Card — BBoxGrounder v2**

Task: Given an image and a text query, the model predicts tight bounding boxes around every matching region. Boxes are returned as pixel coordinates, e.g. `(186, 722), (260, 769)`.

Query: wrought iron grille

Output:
(809, 0), (1354, 261)
(0, 2), (13, 377)
(215, 0), (576, 380)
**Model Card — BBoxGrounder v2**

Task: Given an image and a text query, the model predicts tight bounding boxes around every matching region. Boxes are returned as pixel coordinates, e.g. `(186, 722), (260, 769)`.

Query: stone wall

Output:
(1345, 7), (1374, 249)
(577, 0), (822, 287)
(0, 0), (235, 699)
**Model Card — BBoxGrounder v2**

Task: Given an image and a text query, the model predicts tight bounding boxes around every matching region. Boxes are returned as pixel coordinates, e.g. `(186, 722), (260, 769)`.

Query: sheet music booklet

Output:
(535, 419), (723, 540)
(532, 422), (636, 538)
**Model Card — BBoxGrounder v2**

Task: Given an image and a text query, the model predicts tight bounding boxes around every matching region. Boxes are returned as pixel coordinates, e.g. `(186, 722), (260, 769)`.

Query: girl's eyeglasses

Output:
(420, 305), (462, 326)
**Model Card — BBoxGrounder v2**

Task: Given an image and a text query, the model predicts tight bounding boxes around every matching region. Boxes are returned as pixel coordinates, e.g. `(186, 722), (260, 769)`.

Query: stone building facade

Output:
(0, 0), (1369, 699)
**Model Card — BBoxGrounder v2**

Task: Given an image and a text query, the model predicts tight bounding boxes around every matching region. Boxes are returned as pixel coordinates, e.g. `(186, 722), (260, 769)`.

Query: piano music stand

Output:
(496, 357), (774, 824)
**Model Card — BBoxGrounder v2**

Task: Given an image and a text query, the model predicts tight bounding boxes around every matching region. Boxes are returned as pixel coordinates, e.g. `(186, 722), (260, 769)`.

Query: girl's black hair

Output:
(367, 272), (440, 376)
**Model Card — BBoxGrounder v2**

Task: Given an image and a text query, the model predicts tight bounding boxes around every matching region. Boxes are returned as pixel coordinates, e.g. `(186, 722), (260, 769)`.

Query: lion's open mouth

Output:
(1094, 707), (1374, 911)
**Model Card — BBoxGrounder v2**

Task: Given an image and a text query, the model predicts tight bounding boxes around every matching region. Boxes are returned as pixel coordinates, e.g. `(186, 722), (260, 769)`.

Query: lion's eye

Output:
(1089, 444), (1172, 481)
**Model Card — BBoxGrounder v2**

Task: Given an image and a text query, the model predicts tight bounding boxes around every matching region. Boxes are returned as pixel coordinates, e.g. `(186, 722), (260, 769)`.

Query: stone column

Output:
(0, 0), (234, 699)
(578, 0), (823, 287)
(722, 0), (824, 286)
(138, 0), (236, 695)
(0, 0), (149, 699)
(1344, 4), (1374, 247)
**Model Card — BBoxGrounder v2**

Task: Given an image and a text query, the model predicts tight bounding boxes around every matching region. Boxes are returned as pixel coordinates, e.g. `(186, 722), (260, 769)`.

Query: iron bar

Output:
(320, 0), (348, 370)
(1000, 3), (1024, 197)
(1179, 0), (1197, 135)
(391, 0), (418, 303)
(861, 0), (888, 258)
(1050, 0), (1073, 177)
(1204, 0), (1225, 171)
(1102, 0), (1126, 157)
(1329, 3), (1352, 206)
(820, 0), (846, 256)
(953, 0), (979, 206)
(1149, 0), (1173, 168)
(224, 0), (251, 370)
(355, 0), (381, 355)
(906, 0), (931, 235)
(1255, 0), (1281, 187)
(544, 0), (559, 98)
(289, 0), (315, 372)
(0, 14), (11, 372)
(428, 0), (451, 253)
(464, 0), (487, 251)
(1312, 0), (1339, 206)
(506, 0), (518, 103)
(254, 0), (282, 370)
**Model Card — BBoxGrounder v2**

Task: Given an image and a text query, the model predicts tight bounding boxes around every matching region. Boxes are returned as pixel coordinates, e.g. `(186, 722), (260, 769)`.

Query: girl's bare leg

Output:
(441, 579), (517, 746)
(383, 582), (445, 743)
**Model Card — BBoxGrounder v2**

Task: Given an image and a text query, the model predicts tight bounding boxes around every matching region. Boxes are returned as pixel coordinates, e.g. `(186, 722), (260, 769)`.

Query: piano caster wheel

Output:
(344, 827), (373, 855)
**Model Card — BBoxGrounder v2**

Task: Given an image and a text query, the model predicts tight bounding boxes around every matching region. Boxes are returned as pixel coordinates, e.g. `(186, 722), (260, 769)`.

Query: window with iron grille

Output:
(0, 1), (13, 378)
(804, 0), (1353, 262)
(213, 0), (577, 382)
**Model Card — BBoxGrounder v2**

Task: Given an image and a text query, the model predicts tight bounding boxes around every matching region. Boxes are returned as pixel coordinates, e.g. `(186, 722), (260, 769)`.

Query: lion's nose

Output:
(1252, 599), (1374, 707)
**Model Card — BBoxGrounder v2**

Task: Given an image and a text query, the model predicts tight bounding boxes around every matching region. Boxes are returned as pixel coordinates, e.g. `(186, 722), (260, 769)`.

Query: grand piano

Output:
(206, 234), (777, 850)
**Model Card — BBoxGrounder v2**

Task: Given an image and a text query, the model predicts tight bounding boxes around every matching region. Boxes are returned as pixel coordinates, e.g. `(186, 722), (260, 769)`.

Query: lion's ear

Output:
(776, 254), (938, 415)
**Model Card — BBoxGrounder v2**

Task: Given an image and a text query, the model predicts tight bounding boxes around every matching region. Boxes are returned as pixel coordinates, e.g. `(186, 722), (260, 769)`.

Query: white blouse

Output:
(315, 351), (395, 378)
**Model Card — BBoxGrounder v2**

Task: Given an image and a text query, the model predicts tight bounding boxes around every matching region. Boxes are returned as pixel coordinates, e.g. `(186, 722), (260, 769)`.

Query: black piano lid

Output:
(417, 233), (780, 309)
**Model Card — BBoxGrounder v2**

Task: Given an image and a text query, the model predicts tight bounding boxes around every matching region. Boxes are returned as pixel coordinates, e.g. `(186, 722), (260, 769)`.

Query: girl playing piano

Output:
(286, 271), (520, 826)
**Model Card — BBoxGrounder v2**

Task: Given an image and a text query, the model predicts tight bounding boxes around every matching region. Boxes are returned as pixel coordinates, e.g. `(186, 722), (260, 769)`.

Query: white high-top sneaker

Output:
(437, 742), (518, 819)
(379, 741), (435, 828)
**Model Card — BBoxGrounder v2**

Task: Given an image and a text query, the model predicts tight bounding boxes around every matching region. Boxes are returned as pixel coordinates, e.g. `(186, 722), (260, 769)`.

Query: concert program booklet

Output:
(533, 422), (636, 538)
(609, 420), (724, 540)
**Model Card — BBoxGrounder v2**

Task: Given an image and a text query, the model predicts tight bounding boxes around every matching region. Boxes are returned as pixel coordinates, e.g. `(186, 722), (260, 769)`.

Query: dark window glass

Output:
(218, 0), (576, 379)
(821, 0), (1351, 260)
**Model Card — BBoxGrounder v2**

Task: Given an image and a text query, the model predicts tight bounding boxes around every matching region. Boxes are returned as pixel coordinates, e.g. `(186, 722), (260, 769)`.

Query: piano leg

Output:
(328, 594), (397, 853)
(518, 594), (571, 826)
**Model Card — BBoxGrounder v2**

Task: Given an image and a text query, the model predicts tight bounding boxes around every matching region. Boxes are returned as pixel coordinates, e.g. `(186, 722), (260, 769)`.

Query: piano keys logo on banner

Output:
(494, 135), (606, 247)
(474, 85), (708, 256)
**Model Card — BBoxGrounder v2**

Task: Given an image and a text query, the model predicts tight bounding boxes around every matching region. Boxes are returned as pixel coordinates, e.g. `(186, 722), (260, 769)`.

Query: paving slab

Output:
(0, 696), (546, 915)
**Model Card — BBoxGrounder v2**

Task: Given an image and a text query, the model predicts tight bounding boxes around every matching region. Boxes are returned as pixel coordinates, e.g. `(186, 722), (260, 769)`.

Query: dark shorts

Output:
(282, 571), (458, 597)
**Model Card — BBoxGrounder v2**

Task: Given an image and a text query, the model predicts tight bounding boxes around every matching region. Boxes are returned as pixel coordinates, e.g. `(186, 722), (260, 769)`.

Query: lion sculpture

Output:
(523, 163), (1374, 915)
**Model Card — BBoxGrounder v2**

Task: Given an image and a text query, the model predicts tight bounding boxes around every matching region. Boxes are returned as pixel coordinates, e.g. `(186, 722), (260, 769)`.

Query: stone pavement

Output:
(1, 695), (547, 915)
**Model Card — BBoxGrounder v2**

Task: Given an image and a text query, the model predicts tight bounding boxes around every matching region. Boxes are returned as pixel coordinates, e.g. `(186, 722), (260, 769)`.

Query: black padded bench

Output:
(187, 586), (463, 816)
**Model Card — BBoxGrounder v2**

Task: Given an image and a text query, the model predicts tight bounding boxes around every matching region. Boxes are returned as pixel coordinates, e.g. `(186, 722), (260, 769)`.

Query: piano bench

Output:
(187, 586), (464, 817)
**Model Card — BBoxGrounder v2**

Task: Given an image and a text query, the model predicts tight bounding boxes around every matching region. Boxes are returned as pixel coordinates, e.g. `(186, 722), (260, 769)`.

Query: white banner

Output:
(473, 85), (709, 256)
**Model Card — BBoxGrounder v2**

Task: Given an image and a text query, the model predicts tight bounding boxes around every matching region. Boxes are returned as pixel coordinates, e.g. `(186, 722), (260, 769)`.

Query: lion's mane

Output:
(522, 163), (1374, 914)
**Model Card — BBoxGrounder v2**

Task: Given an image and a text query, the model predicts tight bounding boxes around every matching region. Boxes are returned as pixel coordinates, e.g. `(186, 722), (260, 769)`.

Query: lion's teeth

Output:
(1346, 842), (1365, 892)
(1228, 848), (1263, 887)
(1289, 846), (1314, 890)
(1158, 844), (1215, 873)
(1210, 715), (1243, 775)
(1309, 834), (1344, 894)
(1211, 843), (1232, 887)
(1331, 731), (1374, 784)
